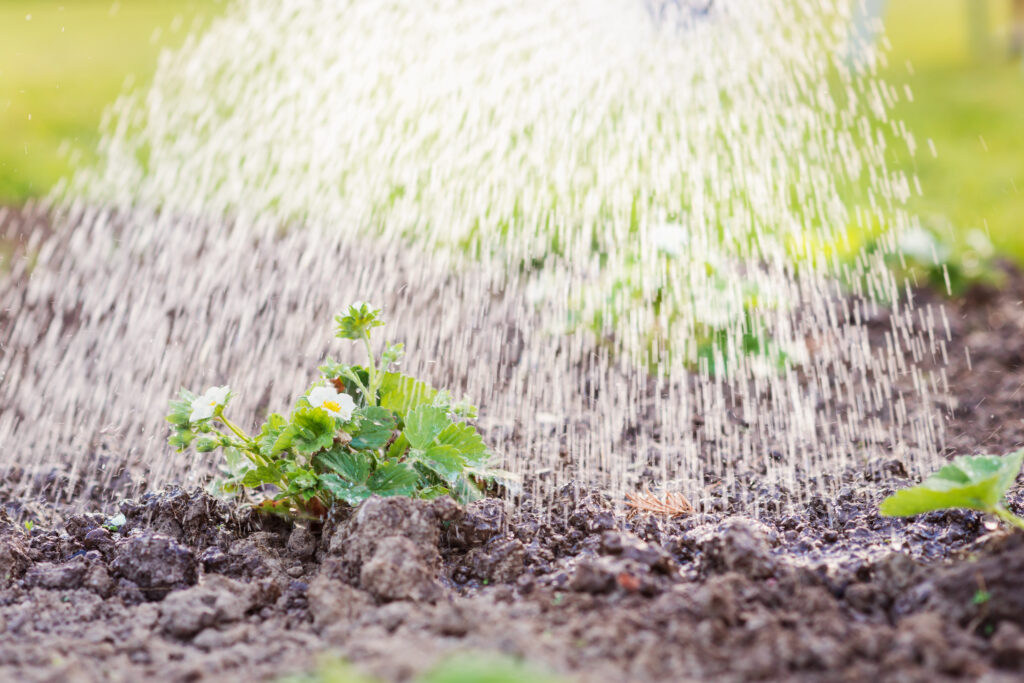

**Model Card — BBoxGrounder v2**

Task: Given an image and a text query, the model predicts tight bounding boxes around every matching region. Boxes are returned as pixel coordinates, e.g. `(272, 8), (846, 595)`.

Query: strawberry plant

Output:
(880, 449), (1024, 531)
(166, 302), (502, 518)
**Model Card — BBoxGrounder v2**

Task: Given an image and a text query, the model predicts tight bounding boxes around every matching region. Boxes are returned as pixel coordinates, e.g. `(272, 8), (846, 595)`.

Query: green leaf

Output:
(242, 462), (283, 488)
(319, 473), (372, 506)
(335, 302), (383, 341)
(349, 406), (397, 450)
(436, 422), (489, 464)
(166, 388), (198, 427)
(416, 444), (466, 483)
(222, 447), (248, 476)
(257, 413), (289, 457)
(285, 467), (319, 491)
(379, 372), (438, 418)
(316, 447), (370, 484)
(367, 461), (419, 497)
(880, 450), (1024, 517)
(168, 427), (196, 452)
(278, 478), (319, 502)
(274, 407), (336, 455)
(381, 342), (405, 370)
(416, 485), (449, 500)
(318, 357), (347, 380)
(386, 432), (410, 460)
(403, 406), (448, 449)
(469, 467), (523, 495)
(447, 397), (478, 420)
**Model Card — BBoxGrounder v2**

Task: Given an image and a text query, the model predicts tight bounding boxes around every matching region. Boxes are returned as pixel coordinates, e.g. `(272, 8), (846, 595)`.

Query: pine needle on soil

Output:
(625, 488), (694, 518)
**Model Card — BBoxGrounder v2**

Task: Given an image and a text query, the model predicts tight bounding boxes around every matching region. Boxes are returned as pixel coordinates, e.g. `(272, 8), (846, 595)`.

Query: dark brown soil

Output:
(4, 478), (1024, 683)
(5, 246), (1024, 680)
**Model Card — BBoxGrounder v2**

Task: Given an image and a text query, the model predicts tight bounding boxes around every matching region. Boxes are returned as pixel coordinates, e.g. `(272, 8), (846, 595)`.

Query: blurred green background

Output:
(1, 0), (1022, 262)
(0, 0), (219, 201)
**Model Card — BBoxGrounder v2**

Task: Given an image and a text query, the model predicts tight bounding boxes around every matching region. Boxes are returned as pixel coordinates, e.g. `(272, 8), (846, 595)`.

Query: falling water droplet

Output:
(0, 0), (947, 517)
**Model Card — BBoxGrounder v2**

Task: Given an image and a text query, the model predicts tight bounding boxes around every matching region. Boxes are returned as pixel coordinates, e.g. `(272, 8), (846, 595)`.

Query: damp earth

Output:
(3, 267), (1024, 682)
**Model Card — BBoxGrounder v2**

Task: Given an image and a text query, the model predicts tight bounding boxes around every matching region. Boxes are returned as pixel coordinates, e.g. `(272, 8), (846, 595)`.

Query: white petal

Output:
(189, 401), (216, 423)
(307, 385), (332, 407)
(206, 385), (231, 405)
(336, 393), (356, 421)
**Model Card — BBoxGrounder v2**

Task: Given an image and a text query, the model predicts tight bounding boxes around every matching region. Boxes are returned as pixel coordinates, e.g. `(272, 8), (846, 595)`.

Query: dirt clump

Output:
(322, 495), (460, 603)
(0, 511), (30, 587)
(159, 574), (261, 638)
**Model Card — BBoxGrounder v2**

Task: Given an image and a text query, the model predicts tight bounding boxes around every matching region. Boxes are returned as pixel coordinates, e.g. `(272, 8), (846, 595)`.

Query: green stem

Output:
(217, 414), (271, 467)
(219, 414), (253, 444)
(343, 368), (371, 405)
(362, 331), (378, 406)
(229, 440), (270, 468)
(993, 505), (1024, 532)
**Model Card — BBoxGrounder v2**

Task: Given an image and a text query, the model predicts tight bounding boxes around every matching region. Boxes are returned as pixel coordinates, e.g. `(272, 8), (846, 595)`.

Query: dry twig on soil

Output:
(625, 488), (694, 517)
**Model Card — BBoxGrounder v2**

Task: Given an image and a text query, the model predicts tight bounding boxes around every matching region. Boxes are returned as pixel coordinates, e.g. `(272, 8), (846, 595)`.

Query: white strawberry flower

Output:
(190, 385), (231, 423)
(308, 385), (355, 421)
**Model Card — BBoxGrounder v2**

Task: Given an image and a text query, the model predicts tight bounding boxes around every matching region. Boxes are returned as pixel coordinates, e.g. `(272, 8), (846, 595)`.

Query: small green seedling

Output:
(103, 513), (127, 532)
(879, 449), (1024, 531)
(167, 303), (506, 519)
(23, 520), (34, 532)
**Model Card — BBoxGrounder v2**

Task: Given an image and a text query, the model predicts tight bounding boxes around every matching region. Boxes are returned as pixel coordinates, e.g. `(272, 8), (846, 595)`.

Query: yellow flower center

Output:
(323, 400), (341, 413)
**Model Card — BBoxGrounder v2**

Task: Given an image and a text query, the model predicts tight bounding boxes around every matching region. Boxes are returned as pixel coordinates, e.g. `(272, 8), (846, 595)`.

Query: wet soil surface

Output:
(4, 263), (1024, 681)
(4, 482), (1024, 683)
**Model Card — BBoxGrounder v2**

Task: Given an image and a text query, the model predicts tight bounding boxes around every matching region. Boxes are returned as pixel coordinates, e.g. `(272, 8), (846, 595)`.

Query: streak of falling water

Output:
(0, 0), (948, 513)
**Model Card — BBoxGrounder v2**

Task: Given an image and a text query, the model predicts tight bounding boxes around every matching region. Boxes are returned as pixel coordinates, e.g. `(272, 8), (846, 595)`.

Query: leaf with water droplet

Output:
(242, 462), (284, 488)
(348, 406), (397, 450)
(273, 407), (336, 455)
(416, 444), (466, 483)
(367, 461), (419, 497)
(403, 405), (448, 450)
(166, 387), (198, 427)
(319, 473), (372, 506)
(436, 422), (489, 464)
(316, 447), (370, 484)
(257, 413), (289, 457)
(379, 372), (438, 419)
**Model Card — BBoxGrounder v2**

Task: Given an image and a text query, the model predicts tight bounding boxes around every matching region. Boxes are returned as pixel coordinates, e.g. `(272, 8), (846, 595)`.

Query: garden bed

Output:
(3, 266), (1024, 682)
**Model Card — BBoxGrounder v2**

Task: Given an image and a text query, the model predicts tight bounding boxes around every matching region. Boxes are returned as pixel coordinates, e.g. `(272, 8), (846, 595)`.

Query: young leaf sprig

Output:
(880, 449), (1024, 531)
(167, 302), (504, 519)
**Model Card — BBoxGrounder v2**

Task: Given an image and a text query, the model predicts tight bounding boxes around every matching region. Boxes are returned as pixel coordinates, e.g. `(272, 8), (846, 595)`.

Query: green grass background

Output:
(1, 0), (1022, 262)
(884, 0), (1024, 263)
(0, 0), (218, 201)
